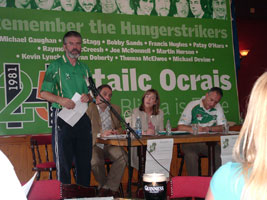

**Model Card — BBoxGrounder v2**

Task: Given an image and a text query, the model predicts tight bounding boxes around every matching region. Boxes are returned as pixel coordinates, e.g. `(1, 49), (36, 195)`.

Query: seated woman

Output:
(130, 89), (164, 170)
(206, 72), (267, 200)
(131, 88), (164, 135)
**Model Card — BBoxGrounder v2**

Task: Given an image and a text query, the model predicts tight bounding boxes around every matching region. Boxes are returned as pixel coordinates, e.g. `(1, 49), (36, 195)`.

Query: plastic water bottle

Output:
(166, 119), (172, 136)
(135, 116), (142, 138)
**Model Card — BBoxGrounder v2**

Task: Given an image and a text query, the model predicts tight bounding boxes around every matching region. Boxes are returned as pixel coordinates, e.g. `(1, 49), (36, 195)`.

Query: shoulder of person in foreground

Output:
(207, 162), (244, 200)
(0, 151), (27, 200)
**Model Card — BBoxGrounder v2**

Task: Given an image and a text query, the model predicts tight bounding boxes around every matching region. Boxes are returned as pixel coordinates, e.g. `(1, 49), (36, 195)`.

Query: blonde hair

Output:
(233, 72), (267, 200)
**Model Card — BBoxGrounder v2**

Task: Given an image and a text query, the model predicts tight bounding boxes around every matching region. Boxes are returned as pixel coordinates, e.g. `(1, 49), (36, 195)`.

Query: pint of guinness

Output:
(143, 173), (167, 200)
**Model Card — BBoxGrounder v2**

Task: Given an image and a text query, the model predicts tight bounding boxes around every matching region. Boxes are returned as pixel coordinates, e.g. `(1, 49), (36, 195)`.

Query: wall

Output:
(236, 19), (267, 117)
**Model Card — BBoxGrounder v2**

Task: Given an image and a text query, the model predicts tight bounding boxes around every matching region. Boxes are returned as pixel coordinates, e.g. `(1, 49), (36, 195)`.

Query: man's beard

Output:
(68, 49), (80, 59)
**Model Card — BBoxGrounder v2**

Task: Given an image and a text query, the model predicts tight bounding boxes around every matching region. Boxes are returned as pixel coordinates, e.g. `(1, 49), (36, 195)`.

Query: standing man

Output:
(40, 31), (92, 187)
(86, 84), (127, 197)
(177, 87), (226, 176)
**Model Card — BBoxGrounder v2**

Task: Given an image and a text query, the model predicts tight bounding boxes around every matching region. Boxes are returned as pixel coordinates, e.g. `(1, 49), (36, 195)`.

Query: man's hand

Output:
(143, 129), (155, 135)
(101, 129), (118, 137)
(40, 91), (76, 109)
(80, 93), (91, 103)
(60, 97), (75, 109)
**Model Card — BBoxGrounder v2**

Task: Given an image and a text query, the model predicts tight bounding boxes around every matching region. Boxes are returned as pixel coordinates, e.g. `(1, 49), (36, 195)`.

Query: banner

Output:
(0, 0), (239, 135)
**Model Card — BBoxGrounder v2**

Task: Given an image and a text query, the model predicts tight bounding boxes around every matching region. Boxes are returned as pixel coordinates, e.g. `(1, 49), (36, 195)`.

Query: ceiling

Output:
(234, 0), (267, 20)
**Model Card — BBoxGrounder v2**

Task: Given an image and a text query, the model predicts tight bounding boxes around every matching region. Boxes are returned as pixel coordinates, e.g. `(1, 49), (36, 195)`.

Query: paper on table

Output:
(220, 135), (239, 165)
(145, 139), (174, 178)
(197, 131), (209, 135)
(58, 93), (88, 127)
(97, 134), (127, 140)
(23, 172), (37, 196)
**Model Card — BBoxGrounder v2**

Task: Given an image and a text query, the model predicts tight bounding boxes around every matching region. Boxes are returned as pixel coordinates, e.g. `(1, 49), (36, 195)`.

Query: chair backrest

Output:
(168, 176), (211, 199)
(27, 180), (61, 200)
(30, 134), (52, 167)
(60, 184), (96, 199)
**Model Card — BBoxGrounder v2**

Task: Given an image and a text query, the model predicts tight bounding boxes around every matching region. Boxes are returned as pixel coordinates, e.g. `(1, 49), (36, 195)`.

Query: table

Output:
(96, 133), (235, 197)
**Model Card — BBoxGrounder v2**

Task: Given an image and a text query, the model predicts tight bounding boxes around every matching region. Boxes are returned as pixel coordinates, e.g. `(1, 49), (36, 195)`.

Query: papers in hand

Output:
(58, 93), (88, 127)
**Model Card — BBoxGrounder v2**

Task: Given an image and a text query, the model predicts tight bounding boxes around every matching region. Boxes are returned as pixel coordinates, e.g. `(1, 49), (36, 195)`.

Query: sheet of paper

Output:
(58, 93), (88, 127)
(220, 135), (239, 165)
(221, 155), (235, 165)
(23, 172), (37, 196)
(197, 131), (210, 134)
(145, 139), (174, 178)
(98, 134), (127, 140)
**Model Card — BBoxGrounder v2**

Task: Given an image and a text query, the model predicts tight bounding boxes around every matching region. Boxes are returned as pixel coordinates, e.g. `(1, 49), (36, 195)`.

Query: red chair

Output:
(168, 176), (211, 199)
(30, 134), (56, 180)
(27, 180), (97, 200)
(27, 180), (61, 200)
(61, 184), (96, 199)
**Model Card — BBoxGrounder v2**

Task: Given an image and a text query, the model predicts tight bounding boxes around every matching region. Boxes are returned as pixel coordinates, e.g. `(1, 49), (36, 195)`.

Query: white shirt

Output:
(0, 150), (27, 200)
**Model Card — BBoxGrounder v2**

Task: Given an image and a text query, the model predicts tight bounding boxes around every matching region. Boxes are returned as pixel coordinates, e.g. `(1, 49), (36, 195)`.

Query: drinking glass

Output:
(223, 123), (229, 134)
(192, 124), (198, 135)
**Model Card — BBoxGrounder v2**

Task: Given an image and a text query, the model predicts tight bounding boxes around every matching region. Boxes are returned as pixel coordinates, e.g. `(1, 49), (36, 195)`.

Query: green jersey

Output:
(178, 96), (226, 127)
(41, 54), (91, 108)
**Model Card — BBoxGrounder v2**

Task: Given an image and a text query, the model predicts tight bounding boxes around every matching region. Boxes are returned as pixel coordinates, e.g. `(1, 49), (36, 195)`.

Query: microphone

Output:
(88, 76), (98, 98)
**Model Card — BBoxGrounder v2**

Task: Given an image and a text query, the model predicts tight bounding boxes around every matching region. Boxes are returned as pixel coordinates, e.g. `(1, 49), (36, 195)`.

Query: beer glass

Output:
(143, 173), (167, 200)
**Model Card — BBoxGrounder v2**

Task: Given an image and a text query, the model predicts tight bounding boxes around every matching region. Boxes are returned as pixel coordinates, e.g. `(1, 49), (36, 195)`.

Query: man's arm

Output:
(111, 104), (123, 134)
(178, 124), (222, 133)
(177, 101), (195, 133)
(40, 91), (75, 109)
(177, 124), (194, 133)
(208, 125), (223, 132)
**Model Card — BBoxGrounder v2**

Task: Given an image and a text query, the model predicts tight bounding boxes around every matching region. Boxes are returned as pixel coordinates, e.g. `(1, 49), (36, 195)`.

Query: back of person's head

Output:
(234, 71), (267, 200)
(63, 31), (82, 44)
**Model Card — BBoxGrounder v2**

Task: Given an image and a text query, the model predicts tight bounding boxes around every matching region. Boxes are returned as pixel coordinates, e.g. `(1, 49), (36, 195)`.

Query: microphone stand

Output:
(88, 79), (143, 198)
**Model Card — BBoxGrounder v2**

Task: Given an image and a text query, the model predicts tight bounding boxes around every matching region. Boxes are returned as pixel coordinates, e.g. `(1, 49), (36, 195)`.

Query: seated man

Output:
(86, 84), (127, 197)
(177, 87), (226, 176)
